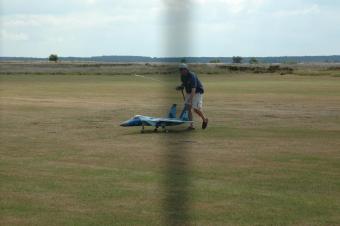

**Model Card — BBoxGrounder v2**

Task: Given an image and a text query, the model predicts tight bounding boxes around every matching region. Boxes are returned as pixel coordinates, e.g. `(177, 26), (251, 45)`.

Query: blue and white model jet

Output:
(120, 104), (191, 133)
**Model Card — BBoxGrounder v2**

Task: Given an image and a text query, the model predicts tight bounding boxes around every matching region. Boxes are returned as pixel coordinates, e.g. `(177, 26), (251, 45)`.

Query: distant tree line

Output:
(209, 59), (221, 63)
(1, 55), (340, 64)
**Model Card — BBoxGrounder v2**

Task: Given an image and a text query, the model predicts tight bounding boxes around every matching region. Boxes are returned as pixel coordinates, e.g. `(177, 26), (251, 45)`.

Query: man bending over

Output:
(176, 63), (208, 130)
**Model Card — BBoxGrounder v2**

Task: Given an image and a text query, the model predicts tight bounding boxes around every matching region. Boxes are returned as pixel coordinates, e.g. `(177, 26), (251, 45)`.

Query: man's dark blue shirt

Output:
(181, 71), (204, 94)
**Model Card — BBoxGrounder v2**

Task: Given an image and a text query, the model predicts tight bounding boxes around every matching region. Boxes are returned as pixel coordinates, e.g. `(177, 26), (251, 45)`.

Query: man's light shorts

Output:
(185, 93), (203, 110)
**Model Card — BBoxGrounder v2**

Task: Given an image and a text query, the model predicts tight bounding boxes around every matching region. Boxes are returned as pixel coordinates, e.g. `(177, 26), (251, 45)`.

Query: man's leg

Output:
(192, 93), (208, 129)
(184, 94), (195, 129)
(193, 108), (207, 122)
(187, 104), (194, 128)
(194, 108), (208, 129)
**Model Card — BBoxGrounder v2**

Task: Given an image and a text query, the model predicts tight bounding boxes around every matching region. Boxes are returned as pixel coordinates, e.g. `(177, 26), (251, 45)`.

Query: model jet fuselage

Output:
(120, 104), (191, 133)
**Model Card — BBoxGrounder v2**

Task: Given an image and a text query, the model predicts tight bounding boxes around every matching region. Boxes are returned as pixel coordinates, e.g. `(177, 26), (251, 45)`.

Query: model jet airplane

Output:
(120, 104), (192, 133)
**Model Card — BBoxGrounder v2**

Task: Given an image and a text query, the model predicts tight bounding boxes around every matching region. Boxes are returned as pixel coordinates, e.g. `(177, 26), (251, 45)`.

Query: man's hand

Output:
(176, 85), (184, 91)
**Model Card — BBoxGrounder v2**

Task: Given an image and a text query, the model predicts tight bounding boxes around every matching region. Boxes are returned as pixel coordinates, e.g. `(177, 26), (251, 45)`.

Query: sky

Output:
(0, 0), (339, 57)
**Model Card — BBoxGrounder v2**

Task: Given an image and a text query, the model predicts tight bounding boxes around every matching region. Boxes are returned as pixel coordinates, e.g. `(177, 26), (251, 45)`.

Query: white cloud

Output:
(193, 0), (266, 13)
(2, 13), (138, 29)
(0, 30), (29, 41)
(0, 0), (339, 57)
(69, 0), (98, 5)
(83, 0), (97, 5)
(274, 4), (320, 16)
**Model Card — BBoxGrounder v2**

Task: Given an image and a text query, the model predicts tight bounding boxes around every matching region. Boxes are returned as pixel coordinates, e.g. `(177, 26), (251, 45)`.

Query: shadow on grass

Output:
(162, 0), (193, 224)
(122, 128), (195, 136)
(162, 142), (191, 225)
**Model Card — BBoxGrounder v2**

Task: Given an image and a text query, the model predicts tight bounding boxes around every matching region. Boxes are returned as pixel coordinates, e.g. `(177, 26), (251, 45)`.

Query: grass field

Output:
(1, 68), (340, 225)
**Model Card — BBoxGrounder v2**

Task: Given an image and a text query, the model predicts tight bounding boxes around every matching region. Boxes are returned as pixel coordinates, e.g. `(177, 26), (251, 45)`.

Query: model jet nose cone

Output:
(120, 121), (129, 127)
(120, 117), (142, 127)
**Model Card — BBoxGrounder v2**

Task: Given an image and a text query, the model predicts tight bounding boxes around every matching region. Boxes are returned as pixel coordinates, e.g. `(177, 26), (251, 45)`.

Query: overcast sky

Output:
(1, 0), (339, 57)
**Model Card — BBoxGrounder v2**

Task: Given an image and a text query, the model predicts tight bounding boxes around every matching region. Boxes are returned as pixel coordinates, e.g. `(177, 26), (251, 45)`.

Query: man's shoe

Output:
(202, 118), (209, 129)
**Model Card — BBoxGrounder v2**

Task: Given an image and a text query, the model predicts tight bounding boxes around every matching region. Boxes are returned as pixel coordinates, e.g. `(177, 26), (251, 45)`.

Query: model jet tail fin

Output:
(167, 104), (177, 119)
(179, 105), (190, 121)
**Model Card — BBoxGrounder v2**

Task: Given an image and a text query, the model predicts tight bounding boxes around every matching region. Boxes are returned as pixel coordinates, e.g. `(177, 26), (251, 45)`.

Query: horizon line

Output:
(1, 54), (340, 59)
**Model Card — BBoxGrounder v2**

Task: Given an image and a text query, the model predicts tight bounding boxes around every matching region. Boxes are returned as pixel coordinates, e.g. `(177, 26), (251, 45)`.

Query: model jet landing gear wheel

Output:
(161, 125), (168, 133)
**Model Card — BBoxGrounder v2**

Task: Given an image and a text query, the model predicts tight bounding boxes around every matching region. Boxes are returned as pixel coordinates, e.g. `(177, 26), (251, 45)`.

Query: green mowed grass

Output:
(1, 74), (340, 225)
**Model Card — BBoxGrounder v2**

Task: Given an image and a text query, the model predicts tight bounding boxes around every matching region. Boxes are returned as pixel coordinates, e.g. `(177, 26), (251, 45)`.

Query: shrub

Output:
(232, 56), (243, 64)
(49, 54), (58, 62)
(180, 58), (187, 63)
(249, 57), (259, 64)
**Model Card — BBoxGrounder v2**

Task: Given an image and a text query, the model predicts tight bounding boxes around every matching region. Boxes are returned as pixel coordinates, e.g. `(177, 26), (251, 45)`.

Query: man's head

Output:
(179, 63), (189, 76)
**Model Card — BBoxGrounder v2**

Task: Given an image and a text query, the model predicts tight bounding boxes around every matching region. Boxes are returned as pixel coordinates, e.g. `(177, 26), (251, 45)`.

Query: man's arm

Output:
(176, 84), (184, 90)
(176, 75), (185, 90)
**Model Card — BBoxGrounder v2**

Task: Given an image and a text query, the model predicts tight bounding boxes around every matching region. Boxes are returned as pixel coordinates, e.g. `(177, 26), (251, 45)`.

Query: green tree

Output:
(232, 56), (243, 64)
(249, 57), (258, 64)
(49, 54), (58, 62)
(180, 58), (187, 63)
